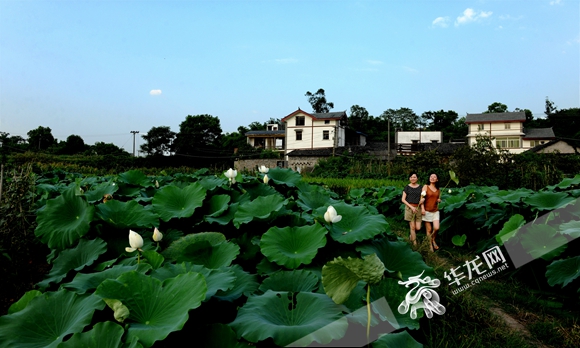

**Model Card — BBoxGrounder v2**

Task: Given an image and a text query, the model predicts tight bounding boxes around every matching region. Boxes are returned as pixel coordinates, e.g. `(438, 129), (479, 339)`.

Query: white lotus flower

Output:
(225, 168), (237, 184)
(421, 191), (426, 197)
(155, 180), (159, 188)
(125, 230), (144, 252)
(152, 227), (163, 242)
(263, 174), (269, 184)
(259, 165), (269, 174)
(448, 189), (452, 194)
(324, 205), (342, 224)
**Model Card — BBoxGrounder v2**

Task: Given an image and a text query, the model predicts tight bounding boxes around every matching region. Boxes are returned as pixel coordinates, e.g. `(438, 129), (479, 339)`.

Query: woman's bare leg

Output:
(432, 220), (440, 249)
(425, 222), (433, 252)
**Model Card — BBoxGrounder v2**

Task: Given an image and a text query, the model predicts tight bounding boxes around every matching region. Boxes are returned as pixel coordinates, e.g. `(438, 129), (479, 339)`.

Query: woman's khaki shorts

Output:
(404, 205), (422, 222)
(423, 211), (440, 222)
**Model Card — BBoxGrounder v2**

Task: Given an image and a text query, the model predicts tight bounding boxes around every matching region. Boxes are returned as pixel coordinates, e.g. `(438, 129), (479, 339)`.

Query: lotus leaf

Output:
(198, 323), (246, 348)
(452, 234), (467, 247)
(206, 201), (240, 225)
(95, 199), (159, 229)
(198, 176), (227, 190)
(296, 185), (335, 212)
(56, 321), (125, 348)
(322, 254), (385, 304)
(441, 194), (468, 213)
(118, 170), (152, 187)
(487, 189), (532, 205)
(141, 250), (164, 269)
(545, 256), (580, 287)
(233, 194), (286, 227)
(84, 181), (119, 203)
(266, 167), (303, 187)
(162, 232), (239, 268)
(230, 290), (347, 346)
(63, 264), (151, 294)
(7, 290), (42, 314)
(38, 238), (108, 289)
(35, 187), (95, 250)
(357, 239), (435, 280)
(524, 191), (575, 211)
(243, 181), (280, 200)
(204, 194), (231, 217)
(0, 290), (105, 348)
(369, 278), (423, 330)
(372, 330), (423, 348)
(552, 174), (580, 189)
(520, 224), (567, 261)
(152, 183), (207, 221)
(496, 214), (526, 245)
(320, 202), (389, 244)
(260, 224), (327, 269)
(95, 271), (206, 347)
(259, 269), (320, 293)
(214, 264), (259, 301)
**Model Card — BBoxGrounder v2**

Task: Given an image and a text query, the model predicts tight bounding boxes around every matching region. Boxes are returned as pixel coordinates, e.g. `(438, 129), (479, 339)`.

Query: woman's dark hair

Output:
(409, 172), (418, 179)
(428, 172), (440, 189)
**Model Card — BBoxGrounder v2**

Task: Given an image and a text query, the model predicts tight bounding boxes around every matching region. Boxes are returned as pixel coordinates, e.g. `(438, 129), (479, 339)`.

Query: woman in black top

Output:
(402, 172), (424, 246)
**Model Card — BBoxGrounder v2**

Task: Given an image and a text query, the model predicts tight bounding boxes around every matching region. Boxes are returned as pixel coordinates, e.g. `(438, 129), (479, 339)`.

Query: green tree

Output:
(380, 108), (420, 131)
(173, 114), (223, 154)
(544, 97), (557, 117)
(140, 126), (176, 156)
(247, 122), (265, 131)
(89, 142), (129, 156)
(549, 107), (580, 139)
(422, 110), (461, 143)
(305, 88), (334, 113)
(62, 135), (87, 155)
(484, 102), (508, 113)
(27, 126), (56, 151)
(349, 105), (370, 131)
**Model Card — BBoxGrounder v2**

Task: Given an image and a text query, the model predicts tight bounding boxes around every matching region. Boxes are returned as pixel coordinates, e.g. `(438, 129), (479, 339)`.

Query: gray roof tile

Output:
(465, 111), (526, 123)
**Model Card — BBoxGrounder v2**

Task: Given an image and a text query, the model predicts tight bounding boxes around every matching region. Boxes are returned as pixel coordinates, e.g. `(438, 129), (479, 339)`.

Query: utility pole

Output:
(130, 131), (139, 157)
(387, 118), (390, 161)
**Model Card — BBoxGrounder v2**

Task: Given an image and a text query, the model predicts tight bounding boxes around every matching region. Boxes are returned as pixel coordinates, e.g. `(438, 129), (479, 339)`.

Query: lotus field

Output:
(0, 168), (579, 347)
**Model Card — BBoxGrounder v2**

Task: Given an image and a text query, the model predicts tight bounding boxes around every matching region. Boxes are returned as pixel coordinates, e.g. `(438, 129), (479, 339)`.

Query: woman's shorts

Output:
(423, 211), (440, 222)
(404, 205), (422, 222)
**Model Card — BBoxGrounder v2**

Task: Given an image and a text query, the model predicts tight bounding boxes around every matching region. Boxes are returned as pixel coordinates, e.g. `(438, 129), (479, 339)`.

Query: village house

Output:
(465, 111), (555, 154)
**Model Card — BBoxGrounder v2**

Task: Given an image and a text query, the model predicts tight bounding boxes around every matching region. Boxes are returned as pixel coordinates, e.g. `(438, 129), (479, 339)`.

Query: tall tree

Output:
(140, 126), (176, 156)
(544, 97), (557, 117)
(63, 134), (87, 155)
(549, 107), (580, 139)
(514, 108), (533, 123)
(90, 142), (129, 156)
(349, 105), (370, 131)
(27, 126), (56, 151)
(422, 110), (460, 142)
(305, 88), (334, 113)
(483, 102), (508, 113)
(380, 108), (420, 131)
(173, 114), (223, 154)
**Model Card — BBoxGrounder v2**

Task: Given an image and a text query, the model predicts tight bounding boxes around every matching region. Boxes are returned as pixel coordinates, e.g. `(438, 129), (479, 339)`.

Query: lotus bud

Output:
(153, 227), (163, 242)
(259, 165), (269, 174)
(263, 174), (269, 184)
(448, 189), (452, 194)
(324, 205), (342, 224)
(421, 191), (426, 197)
(125, 230), (144, 252)
(155, 180), (159, 188)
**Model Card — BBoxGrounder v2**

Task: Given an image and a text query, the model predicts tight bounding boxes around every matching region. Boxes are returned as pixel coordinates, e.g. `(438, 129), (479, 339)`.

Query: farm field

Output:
(0, 167), (578, 347)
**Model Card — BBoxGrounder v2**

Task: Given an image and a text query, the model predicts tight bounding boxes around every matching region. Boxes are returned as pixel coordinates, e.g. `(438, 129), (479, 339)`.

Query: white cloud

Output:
(549, 0), (561, 5)
(455, 8), (493, 26)
(432, 16), (450, 28)
(149, 89), (162, 96)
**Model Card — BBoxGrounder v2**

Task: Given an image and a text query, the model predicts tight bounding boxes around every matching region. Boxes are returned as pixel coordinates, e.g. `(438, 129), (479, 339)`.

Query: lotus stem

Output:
(366, 284), (371, 345)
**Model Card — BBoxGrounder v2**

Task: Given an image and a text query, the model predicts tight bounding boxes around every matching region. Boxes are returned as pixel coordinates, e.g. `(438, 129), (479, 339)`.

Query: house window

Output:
(496, 137), (520, 148)
(505, 123), (511, 129)
(323, 130), (329, 140)
(324, 120), (330, 124)
(295, 130), (303, 141)
(295, 116), (305, 126)
(477, 124), (484, 131)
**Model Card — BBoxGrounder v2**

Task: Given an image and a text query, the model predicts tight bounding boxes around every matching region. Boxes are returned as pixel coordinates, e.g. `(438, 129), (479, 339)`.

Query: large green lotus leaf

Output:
(214, 264), (259, 301)
(198, 176), (227, 191)
(114, 184), (142, 198)
(204, 194), (231, 217)
(198, 323), (246, 348)
(230, 291), (347, 347)
(7, 290), (42, 314)
(63, 264), (151, 294)
(441, 194), (469, 213)
(552, 174), (580, 189)
(38, 238), (108, 290)
(95, 199), (158, 229)
(320, 202), (389, 244)
(260, 224), (327, 269)
(162, 232), (239, 268)
(118, 170), (152, 187)
(151, 262), (236, 300)
(546, 256), (580, 287)
(56, 321), (125, 348)
(296, 186), (334, 212)
(259, 269), (320, 293)
(370, 278), (423, 330)
(322, 254), (386, 304)
(559, 220), (580, 239)
(372, 330), (423, 348)
(243, 182), (281, 200)
(266, 167), (303, 187)
(496, 214), (526, 245)
(0, 290), (105, 348)
(141, 250), (164, 270)
(233, 194), (286, 227)
(84, 182), (119, 203)
(487, 189), (533, 205)
(95, 271), (206, 348)
(205, 202), (239, 225)
(152, 183), (207, 221)
(35, 187), (95, 250)
(524, 191), (575, 211)
(357, 239), (435, 280)
(520, 224), (568, 260)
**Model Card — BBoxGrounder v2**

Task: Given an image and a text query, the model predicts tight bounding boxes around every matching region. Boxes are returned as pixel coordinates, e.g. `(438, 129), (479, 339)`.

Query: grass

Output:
(387, 217), (580, 348)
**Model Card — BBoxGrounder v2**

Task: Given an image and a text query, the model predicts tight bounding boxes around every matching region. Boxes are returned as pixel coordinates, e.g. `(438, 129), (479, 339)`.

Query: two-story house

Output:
(465, 111), (555, 154)
(281, 109), (347, 156)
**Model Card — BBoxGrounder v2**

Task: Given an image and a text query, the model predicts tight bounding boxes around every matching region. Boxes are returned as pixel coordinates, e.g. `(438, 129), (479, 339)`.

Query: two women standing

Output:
(402, 172), (441, 251)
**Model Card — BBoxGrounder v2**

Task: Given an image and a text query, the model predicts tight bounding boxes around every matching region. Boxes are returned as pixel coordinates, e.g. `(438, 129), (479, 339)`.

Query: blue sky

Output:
(1, 0), (578, 152)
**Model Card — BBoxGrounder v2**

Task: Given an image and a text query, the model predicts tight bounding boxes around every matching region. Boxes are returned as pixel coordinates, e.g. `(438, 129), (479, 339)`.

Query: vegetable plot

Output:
(0, 168), (433, 347)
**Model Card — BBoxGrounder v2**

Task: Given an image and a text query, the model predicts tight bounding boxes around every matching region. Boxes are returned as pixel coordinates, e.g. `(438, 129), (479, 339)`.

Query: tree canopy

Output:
(305, 89), (334, 113)
(140, 126), (176, 156)
(173, 114), (223, 154)
(27, 126), (56, 151)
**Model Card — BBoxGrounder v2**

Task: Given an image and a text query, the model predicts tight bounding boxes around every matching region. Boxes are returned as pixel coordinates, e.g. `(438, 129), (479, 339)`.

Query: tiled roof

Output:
(525, 138), (580, 154)
(523, 127), (555, 139)
(245, 130), (285, 136)
(465, 112), (526, 123)
(310, 111), (346, 120)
